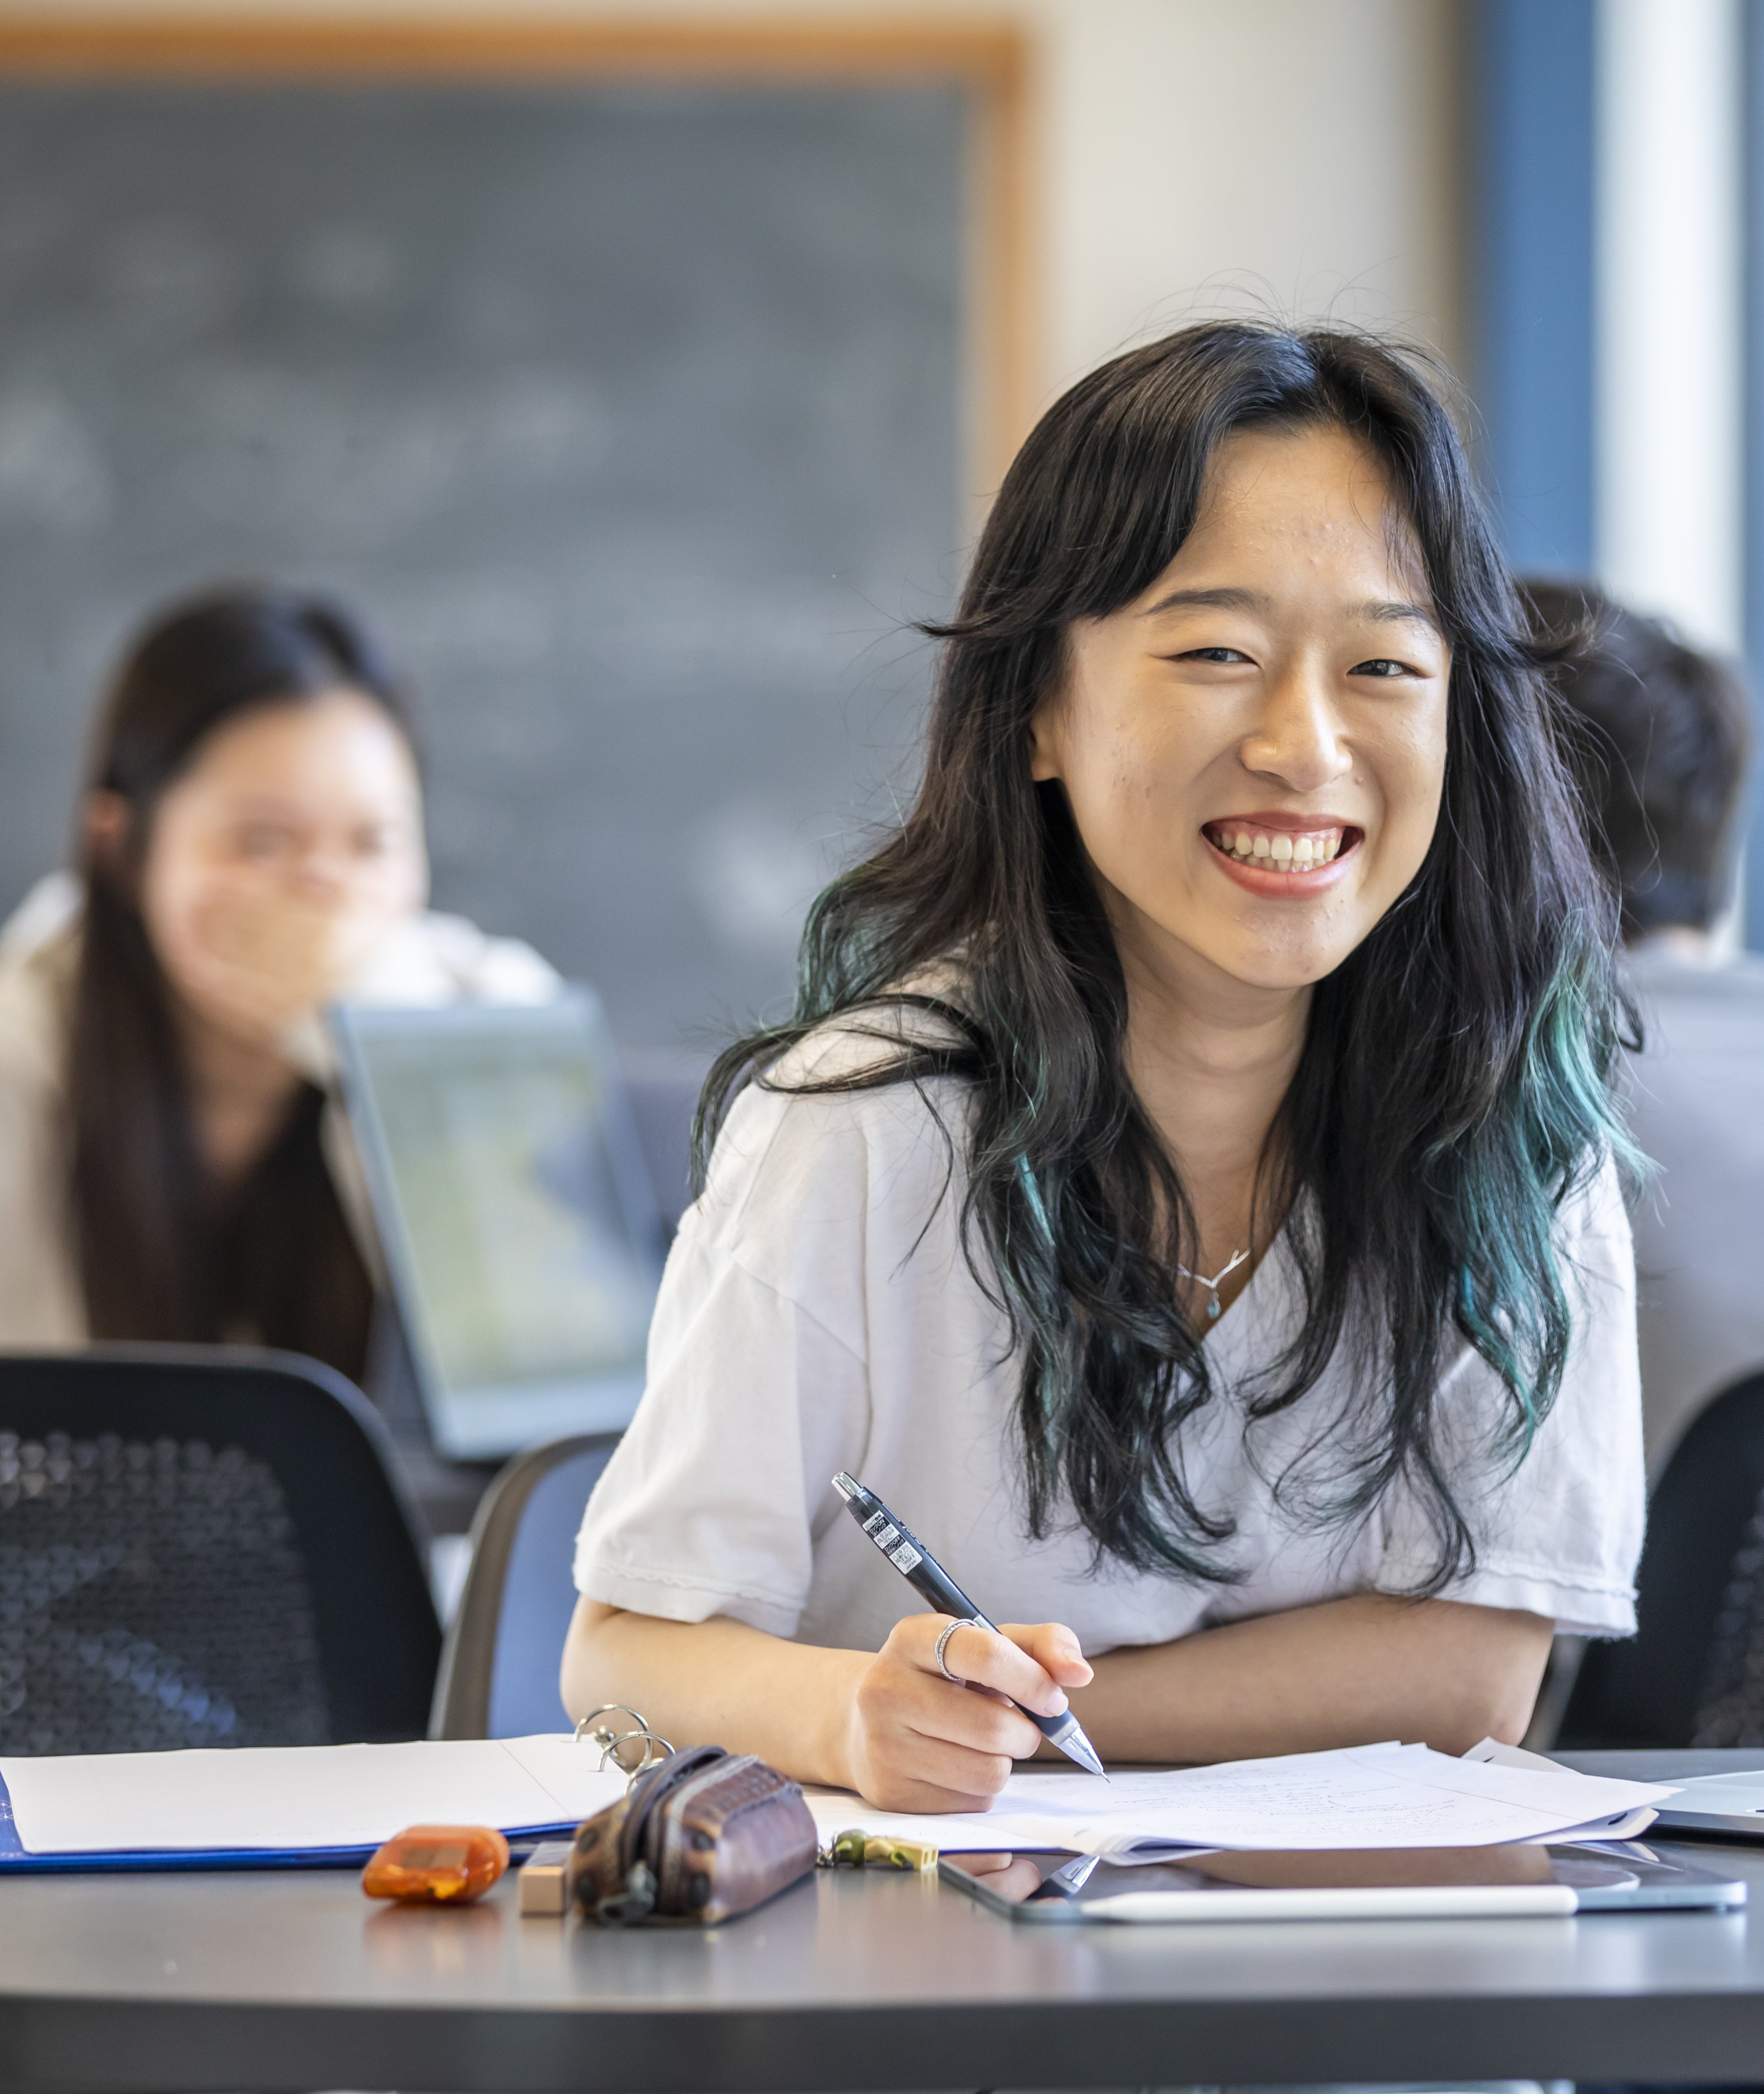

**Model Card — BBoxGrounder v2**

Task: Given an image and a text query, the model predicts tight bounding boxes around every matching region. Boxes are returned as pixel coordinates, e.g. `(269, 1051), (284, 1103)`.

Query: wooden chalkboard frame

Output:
(0, 14), (1035, 509)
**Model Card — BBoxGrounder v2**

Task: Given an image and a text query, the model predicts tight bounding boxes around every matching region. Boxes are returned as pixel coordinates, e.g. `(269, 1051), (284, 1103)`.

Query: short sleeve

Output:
(1374, 1154), (1644, 1637)
(571, 1076), (880, 1638)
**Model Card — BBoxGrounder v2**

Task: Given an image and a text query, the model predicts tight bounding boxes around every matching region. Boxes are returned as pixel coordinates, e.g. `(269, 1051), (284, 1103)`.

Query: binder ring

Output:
(574, 1705), (676, 1777)
(935, 1617), (978, 1685)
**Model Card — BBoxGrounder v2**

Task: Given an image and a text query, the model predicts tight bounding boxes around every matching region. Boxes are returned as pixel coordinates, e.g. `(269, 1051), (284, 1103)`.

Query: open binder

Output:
(0, 1736), (627, 1873)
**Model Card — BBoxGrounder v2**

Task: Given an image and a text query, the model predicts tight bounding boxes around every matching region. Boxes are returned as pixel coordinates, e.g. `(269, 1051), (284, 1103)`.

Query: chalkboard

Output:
(0, 79), (965, 1044)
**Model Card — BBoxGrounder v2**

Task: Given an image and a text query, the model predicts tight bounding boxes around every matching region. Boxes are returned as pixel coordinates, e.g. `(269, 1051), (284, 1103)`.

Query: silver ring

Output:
(935, 1616), (975, 1684)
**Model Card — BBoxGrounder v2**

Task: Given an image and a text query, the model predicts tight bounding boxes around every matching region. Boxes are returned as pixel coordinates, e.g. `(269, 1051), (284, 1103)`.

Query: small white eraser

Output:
(518, 1839), (576, 1916)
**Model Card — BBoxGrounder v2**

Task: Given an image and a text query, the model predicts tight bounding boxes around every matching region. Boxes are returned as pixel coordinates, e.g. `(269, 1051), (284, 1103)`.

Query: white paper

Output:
(0, 1735), (628, 1856)
(1547, 1807), (1660, 1841)
(1462, 1735), (1573, 1774)
(803, 1741), (1674, 1855)
(1460, 1737), (1664, 1841)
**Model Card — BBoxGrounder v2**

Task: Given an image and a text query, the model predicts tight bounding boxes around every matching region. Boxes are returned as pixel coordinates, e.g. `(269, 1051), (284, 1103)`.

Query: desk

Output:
(0, 1750), (1762, 2094)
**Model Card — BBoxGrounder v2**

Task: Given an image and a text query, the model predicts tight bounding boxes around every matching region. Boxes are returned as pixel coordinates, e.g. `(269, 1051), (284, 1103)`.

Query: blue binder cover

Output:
(0, 1771), (370, 1871)
(0, 1771), (561, 1874)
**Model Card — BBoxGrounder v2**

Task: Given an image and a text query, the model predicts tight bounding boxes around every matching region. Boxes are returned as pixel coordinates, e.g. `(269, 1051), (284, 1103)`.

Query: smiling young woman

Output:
(562, 323), (1643, 1813)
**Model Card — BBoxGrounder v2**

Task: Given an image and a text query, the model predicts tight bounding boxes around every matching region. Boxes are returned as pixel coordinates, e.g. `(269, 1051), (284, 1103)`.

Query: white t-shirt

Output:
(574, 1020), (1645, 1653)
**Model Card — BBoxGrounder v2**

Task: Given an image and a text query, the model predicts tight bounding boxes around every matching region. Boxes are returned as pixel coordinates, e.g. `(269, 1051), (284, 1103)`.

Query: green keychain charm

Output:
(819, 1828), (938, 1872)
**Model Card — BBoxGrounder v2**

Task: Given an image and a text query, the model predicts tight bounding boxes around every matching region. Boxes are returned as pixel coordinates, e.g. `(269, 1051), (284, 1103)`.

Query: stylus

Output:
(831, 1471), (1107, 1779)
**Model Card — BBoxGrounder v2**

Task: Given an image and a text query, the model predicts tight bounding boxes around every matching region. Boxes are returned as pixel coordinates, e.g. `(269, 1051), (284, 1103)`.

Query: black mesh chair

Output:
(1560, 1367), (1764, 1748)
(0, 1345), (441, 1754)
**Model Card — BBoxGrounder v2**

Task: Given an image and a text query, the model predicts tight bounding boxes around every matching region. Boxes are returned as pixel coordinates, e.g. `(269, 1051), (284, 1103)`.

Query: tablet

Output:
(939, 1841), (1747, 1923)
(330, 992), (664, 1461)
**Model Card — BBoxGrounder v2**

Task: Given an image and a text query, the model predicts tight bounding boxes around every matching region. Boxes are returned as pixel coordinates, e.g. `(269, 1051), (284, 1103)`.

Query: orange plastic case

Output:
(361, 1825), (510, 1904)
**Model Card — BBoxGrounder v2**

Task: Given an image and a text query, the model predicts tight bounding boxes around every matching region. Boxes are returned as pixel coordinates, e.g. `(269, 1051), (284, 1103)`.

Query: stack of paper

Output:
(802, 1742), (1673, 1857)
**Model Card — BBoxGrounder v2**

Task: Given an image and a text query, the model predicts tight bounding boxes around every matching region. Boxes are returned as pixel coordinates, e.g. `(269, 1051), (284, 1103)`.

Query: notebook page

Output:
(0, 1735), (627, 1855)
(802, 1743), (1673, 1854)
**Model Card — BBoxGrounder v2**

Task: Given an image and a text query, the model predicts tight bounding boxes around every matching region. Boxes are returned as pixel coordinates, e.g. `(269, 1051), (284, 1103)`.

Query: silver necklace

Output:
(1176, 1246), (1248, 1321)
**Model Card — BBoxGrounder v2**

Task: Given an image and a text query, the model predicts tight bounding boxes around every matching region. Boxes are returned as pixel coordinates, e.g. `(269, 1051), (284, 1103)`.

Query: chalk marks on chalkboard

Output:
(0, 387), (112, 535)
(97, 218), (244, 349)
(292, 227), (403, 314)
(690, 803), (831, 967)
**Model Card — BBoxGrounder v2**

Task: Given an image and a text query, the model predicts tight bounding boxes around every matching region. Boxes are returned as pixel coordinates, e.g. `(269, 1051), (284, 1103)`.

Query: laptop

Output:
(330, 991), (664, 1461)
(1652, 1768), (1764, 1838)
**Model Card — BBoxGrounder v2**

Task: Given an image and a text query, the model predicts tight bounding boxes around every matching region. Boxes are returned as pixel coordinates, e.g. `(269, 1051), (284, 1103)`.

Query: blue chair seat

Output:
(430, 1434), (617, 1739)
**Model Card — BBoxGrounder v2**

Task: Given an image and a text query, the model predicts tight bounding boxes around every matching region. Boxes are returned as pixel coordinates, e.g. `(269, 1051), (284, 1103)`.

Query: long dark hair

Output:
(68, 585), (416, 1381)
(701, 322), (1632, 1591)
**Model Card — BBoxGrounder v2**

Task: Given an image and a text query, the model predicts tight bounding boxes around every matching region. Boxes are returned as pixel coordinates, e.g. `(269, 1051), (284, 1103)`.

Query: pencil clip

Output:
(573, 1705), (676, 1779)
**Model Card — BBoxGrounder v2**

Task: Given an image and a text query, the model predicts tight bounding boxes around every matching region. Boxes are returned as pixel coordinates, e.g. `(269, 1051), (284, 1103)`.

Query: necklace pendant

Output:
(1177, 1246), (1247, 1326)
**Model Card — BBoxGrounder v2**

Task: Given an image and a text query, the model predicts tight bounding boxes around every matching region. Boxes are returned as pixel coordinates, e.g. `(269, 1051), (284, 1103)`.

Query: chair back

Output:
(0, 1345), (440, 1753)
(1561, 1366), (1764, 1746)
(430, 1434), (617, 1739)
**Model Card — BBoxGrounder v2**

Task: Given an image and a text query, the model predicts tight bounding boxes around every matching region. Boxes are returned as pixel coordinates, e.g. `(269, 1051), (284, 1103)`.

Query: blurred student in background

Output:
(1526, 579), (1760, 1475)
(0, 586), (555, 1386)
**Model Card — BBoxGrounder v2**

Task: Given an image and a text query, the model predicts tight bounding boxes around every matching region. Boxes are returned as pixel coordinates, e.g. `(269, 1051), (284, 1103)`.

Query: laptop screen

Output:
(330, 992), (663, 1460)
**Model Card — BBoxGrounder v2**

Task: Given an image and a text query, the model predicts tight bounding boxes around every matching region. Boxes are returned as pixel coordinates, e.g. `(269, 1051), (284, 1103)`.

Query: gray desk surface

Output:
(3, 1749), (1764, 2094)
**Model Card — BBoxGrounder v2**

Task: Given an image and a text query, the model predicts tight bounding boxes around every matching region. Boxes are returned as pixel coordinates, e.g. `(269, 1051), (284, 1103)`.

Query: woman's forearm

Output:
(561, 1598), (870, 1789)
(562, 1601), (1093, 1810)
(1069, 1594), (1553, 1762)
(566, 1591), (1553, 1807)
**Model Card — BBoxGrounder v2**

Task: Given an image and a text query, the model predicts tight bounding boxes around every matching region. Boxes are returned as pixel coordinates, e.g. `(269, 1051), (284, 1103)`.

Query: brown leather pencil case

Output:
(568, 1743), (818, 1925)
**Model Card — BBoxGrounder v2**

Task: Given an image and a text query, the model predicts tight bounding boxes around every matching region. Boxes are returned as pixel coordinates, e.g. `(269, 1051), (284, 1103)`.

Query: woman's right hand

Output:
(843, 1616), (1093, 1812)
(170, 886), (396, 1052)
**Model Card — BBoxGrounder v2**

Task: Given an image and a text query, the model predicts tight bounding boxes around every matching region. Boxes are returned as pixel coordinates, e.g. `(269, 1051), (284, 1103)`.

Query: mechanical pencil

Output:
(832, 1471), (1106, 1779)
